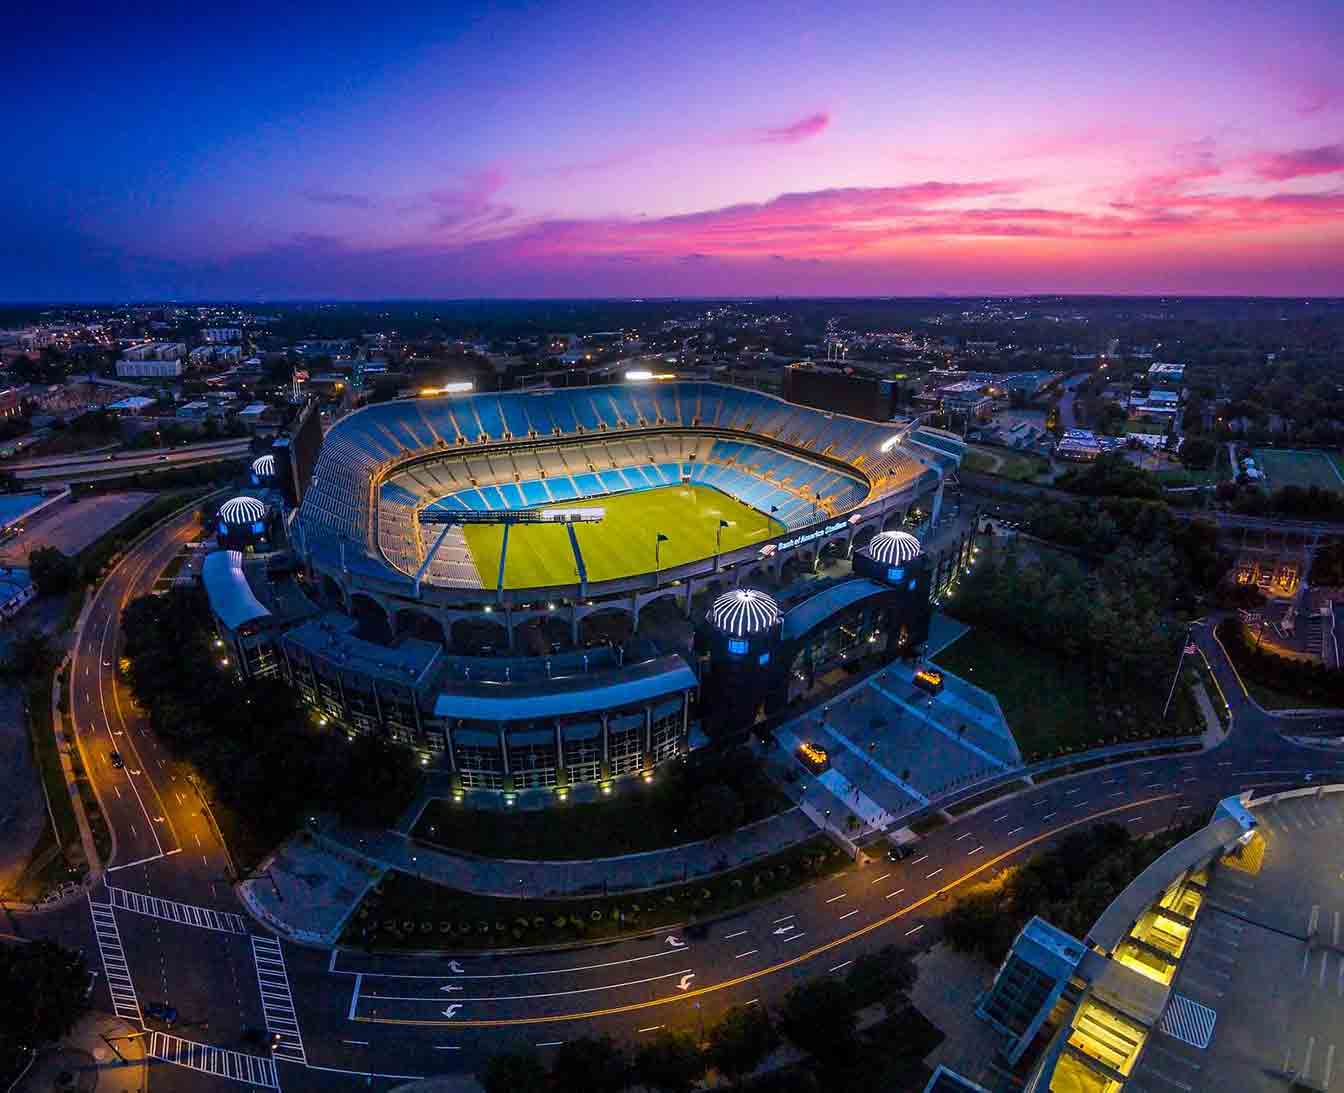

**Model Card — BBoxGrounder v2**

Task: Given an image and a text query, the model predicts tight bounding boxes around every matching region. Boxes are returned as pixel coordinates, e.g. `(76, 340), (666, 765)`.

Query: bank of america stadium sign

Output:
(758, 513), (863, 558)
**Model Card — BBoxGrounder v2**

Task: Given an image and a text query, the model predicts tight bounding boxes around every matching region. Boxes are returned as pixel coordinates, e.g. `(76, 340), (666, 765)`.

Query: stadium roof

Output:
(709, 588), (781, 636)
(864, 530), (922, 565)
(782, 578), (888, 641)
(219, 496), (267, 525)
(432, 654), (696, 721)
(201, 550), (270, 631)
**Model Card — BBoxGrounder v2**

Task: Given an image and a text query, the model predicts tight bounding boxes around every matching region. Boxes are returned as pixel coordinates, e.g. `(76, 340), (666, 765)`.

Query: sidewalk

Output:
(12, 1013), (147, 1093)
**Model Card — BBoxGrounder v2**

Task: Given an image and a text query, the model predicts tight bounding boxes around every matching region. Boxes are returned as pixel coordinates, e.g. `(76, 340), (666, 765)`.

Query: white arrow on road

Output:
(440, 985), (464, 993)
(442, 1005), (463, 1018)
(665, 935), (685, 948)
(772, 926), (797, 936)
(676, 973), (695, 991)
(447, 960), (465, 974)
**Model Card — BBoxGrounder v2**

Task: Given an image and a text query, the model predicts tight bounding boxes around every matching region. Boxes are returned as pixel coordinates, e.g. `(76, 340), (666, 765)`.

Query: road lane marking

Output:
(87, 895), (141, 1023)
(1042, 812), (1057, 821)
(992, 814), (1009, 822)
(784, 933), (807, 943)
(251, 936), (306, 1065)
(910, 855), (928, 865)
(149, 1032), (279, 1089)
(723, 931), (748, 940)
(956, 832), (974, 841)
(735, 950), (758, 960)
(926, 868), (943, 879)
(885, 889), (905, 900)
(771, 915), (794, 924)
(840, 909), (859, 920)
(829, 961), (852, 972)
(356, 794), (1182, 1029)
(364, 968), (697, 1004)
(348, 975), (363, 1021)
(825, 894), (846, 904)
(1006, 826), (1023, 836)
(967, 846), (984, 856)
(870, 873), (891, 884)
(107, 886), (246, 934)
(334, 947), (682, 980)
(906, 924), (925, 936)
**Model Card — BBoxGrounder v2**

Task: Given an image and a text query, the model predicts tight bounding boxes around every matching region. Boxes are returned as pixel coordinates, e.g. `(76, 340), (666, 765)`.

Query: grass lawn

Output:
(1253, 448), (1344, 491)
(413, 764), (790, 860)
(342, 834), (848, 950)
(459, 484), (784, 588)
(1246, 679), (1317, 711)
(963, 445), (1047, 483)
(931, 628), (1099, 759)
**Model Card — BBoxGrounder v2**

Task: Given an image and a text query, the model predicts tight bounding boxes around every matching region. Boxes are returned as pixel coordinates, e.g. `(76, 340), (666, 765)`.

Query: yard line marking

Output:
(839, 909), (860, 920)
(735, 950), (758, 960)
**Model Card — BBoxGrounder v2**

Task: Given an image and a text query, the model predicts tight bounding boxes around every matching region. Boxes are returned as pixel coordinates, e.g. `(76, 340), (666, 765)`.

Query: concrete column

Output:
(498, 724), (510, 776)
(444, 722), (458, 772)
(570, 606), (579, 646)
(930, 479), (945, 529)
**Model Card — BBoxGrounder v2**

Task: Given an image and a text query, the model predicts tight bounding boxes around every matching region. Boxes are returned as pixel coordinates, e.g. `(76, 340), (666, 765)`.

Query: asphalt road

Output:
(13, 439), (252, 483)
(13, 507), (1344, 1092)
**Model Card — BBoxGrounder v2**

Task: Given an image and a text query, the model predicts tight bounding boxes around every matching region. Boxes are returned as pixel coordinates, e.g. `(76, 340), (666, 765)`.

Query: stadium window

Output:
(727, 638), (749, 655)
(887, 566), (905, 581)
(758, 652), (771, 666)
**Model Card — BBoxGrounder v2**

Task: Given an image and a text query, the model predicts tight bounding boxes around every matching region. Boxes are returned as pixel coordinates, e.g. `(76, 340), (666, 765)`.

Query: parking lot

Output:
(0, 491), (155, 565)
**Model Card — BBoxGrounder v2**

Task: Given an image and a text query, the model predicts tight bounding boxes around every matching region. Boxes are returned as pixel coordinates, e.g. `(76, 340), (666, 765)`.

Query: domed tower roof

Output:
(251, 454), (276, 478)
(863, 530), (923, 566)
(709, 588), (781, 637)
(218, 496), (268, 526)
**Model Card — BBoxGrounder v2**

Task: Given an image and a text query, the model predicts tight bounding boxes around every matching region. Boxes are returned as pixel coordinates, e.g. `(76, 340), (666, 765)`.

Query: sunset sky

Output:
(9, 0), (1344, 299)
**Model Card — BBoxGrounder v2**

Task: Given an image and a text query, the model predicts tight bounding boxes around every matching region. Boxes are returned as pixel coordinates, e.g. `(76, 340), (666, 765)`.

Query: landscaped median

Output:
(412, 755), (789, 860)
(341, 834), (848, 951)
(1215, 616), (1344, 711)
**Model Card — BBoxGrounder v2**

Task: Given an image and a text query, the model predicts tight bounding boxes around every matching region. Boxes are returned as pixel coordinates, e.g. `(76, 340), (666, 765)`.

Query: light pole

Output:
(655, 532), (668, 583)
(715, 519), (729, 569)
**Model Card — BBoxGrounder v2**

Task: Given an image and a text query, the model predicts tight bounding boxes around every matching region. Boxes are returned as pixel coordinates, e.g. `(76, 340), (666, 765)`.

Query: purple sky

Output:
(7, 0), (1344, 299)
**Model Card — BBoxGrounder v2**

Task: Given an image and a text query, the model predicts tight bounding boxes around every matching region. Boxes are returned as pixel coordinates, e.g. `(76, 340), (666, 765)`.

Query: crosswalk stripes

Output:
(251, 936), (306, 1065)
(1159, 992), (1218, 1049)
(107, 885), (247, 934)
(87, 894), (141, 1023)
(149, 1031), (280, 1089)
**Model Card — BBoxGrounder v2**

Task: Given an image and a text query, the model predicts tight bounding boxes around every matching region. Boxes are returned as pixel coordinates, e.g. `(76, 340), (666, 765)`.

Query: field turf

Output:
(461, 484), (786, 588)
(1252, 448), (1344, 491)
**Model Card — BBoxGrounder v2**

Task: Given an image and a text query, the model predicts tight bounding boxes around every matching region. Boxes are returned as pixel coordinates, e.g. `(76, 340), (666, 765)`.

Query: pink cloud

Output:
(753, 111), (830, 144)
(1252, 144), (1344, 180)
(299, 187), (375, 209)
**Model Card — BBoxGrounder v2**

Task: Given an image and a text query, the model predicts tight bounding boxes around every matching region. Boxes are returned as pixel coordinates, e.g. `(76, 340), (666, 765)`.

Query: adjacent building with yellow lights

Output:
(970, 786), (1344, 1093)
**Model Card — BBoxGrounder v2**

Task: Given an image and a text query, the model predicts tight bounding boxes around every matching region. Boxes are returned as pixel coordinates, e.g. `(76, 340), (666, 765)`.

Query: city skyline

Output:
(9, 0), (1344, 300)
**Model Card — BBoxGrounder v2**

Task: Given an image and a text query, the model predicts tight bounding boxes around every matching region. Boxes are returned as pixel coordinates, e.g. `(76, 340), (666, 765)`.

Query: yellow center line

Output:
(358, 793), (1179, 1028)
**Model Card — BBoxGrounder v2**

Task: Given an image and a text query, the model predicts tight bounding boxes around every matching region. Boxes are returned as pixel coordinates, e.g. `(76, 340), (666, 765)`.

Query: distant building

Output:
(782, 363), (900, 422)
(176, 400), (211, 419)
(117, 358), (183, 378)
(106, 395), (158, 415)
(0, 566), (36, 622)
(120, 341), (186, 361)
(1146, 362), (1185, 389)
(202, 327), (242, 343)
(939, 380), (994, 422)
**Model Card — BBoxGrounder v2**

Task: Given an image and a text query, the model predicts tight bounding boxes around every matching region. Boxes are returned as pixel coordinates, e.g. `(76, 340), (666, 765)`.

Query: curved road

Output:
(19, 508), (1344, 1090)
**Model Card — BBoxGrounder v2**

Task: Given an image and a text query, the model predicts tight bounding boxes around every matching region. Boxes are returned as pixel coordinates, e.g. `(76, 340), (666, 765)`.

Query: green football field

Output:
(1252, 448), (1344, 491)
(461, 485), (786, 588)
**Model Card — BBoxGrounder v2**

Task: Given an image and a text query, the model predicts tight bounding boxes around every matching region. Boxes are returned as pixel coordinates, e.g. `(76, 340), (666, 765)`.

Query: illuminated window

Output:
(727, 638), (749, 655)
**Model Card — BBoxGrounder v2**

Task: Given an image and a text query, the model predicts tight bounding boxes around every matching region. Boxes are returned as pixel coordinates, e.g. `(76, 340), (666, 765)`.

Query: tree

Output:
(552, 1035), (628, 1093)
(707, 1004), (779, 1084)
(634, 1030), (705, 1093)
(844, 945), (918, 1009)
(687, 783), (744, 839)
(1178, 435), (1217, 470)
(27, 546), (78, 595)
(332, 734), (421, 828)
(5, 628), (58, 678)
(477, 1048), (548, 1093)
(777, 979), (858, 1062)
(0, 941), (89, 1068)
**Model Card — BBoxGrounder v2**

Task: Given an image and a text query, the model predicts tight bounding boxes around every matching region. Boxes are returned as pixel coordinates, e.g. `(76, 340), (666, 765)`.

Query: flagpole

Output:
(1162, 630), (1191, 720)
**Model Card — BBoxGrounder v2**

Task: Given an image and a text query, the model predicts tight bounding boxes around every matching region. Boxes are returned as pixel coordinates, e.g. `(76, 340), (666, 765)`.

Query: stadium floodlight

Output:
(418, 381), (474, 396)
(625, 370), (655, 381)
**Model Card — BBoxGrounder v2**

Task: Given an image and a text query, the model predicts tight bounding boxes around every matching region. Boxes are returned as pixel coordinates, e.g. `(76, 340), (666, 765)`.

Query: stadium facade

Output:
(204, 382), (967, 800)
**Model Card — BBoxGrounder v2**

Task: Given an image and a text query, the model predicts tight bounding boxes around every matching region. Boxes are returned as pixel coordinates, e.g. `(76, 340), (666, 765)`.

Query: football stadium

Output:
(205, 380), (969, 799)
